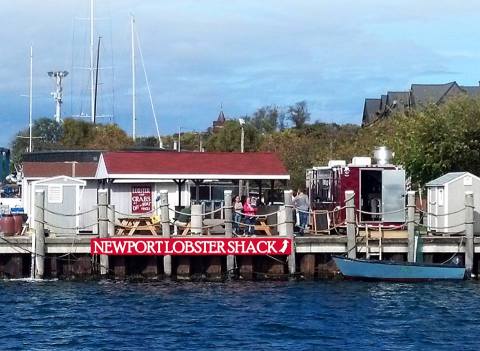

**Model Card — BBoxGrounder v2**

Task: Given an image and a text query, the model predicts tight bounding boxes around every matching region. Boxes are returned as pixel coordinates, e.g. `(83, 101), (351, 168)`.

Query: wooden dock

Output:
(0, 234), (474, 280)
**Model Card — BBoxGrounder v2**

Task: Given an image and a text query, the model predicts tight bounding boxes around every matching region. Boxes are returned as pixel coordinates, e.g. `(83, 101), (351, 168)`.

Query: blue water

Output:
(0, 280), (478, 350)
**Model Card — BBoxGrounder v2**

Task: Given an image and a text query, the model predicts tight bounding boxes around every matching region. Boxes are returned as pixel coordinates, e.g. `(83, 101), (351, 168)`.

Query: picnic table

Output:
(116, 217), (158, 236)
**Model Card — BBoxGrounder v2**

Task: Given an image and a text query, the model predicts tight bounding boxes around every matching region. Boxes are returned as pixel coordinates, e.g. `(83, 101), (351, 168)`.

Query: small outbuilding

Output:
(426, 172), (480, 234)
(31, 176), (87, 235)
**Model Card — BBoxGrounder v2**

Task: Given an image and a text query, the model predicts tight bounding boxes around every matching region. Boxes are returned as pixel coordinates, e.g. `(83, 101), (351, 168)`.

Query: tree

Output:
(251, 106), (279, 133)
(61, 119), (95, 149)
(87, 124), (134, 150)
(11, 118), (64, 163)
(135, 136), (161, 148)
(205, 120), (262, 152)
(390, 96), (480, 187)
(287, 101), (310, 129)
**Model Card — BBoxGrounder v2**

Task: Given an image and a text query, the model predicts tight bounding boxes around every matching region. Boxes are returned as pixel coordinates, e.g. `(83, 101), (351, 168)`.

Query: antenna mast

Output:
(48, 71), (69, 122)
(131, 14), (136, 141)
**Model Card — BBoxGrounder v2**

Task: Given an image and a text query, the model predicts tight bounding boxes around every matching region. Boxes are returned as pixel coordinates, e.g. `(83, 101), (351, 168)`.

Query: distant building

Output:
(211, 109), (226, 132)
(362, 81), (480, 126)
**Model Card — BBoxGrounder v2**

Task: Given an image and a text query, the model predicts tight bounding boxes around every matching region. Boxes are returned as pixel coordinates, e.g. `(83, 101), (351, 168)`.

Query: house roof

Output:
(425, 172), (478, 186)
(460, 85), (480, 97)
(410, 82), (457, 106)
(23, 162), (98, 179)
(97, 151), (290, 180)
(386, 91), (410, 107)
(362, 98), (381, 125)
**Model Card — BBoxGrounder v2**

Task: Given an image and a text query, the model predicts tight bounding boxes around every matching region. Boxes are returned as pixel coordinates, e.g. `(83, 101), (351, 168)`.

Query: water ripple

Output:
(1, 280), (480, 350)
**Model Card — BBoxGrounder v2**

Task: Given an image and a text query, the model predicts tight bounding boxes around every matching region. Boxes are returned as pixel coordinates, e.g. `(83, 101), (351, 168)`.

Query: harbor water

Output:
(0, 280), (479, 350)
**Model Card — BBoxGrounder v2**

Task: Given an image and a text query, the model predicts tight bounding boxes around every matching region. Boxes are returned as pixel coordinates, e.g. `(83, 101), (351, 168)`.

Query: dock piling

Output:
(98, 189), (109, 276)
(224, 190), (235, 279)
(33, 190), (45, 279)
(284, 190), (296, 276)
(160, 190), (172, 278)
(108, 204), (115, 237)
(465, 191), (474, 275)
(191, 204), (203, 235)
(345, 190), (356, 259)
(407, 191), (416, 262)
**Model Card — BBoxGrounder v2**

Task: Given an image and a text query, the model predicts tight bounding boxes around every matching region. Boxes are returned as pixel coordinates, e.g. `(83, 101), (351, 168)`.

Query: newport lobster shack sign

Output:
(131, 185), (152, 214)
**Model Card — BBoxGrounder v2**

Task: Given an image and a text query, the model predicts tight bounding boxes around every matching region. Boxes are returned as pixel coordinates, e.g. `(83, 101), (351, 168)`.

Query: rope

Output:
(415, 221), (467, 230)
(439, 236), (465, 264)
(416, 207), (465, 217)
(36, 220), (100, 231)
(234, 210), (281, 218)
(172, 207), (224, 217)
(295, 206), (346, 215)
(356, 208), (406, 215)
(35, 205), (98, 217)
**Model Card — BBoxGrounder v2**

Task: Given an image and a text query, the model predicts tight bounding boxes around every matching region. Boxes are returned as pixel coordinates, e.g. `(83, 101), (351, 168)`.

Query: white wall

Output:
(109, 181), (191, 221)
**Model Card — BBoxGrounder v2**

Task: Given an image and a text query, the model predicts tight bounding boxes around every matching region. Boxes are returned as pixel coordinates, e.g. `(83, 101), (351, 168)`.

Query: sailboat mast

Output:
(131, 14), (136, 141)
(93, 36), (101, 124)
(29, 46), (33, 153)
(90, 0), (95, 123)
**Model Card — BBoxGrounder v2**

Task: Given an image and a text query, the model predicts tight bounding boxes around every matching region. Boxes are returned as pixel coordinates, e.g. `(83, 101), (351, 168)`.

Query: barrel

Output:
(3, 215), (15, 236)
(13, 214), (23, 235)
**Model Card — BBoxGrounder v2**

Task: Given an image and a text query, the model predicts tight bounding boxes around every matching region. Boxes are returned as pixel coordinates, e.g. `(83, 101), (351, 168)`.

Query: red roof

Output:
(23, 162), (98, 178)
(101, 151), (289, 179)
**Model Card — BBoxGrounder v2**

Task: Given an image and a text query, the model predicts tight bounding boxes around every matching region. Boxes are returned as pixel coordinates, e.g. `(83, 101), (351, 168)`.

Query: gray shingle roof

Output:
(460, 86), (480, 97)
(410, 82), (457, 106)
(425, 172), (469, 186)
(380, 94), (387, 111)
(362, 98), (381, 125)
(386, 91), (410, 107)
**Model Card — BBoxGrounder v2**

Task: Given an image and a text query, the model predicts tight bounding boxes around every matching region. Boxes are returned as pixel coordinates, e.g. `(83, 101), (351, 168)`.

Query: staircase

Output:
(365, 224), (383, 260)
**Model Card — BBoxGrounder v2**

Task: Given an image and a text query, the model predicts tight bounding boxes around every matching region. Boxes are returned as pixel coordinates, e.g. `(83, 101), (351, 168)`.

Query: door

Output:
(382, 169), (406, 222)
(427, 188), (437, 230)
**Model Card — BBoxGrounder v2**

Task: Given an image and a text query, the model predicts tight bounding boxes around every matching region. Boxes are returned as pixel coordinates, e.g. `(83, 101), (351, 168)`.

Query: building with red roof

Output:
(96, 151), (290, 217)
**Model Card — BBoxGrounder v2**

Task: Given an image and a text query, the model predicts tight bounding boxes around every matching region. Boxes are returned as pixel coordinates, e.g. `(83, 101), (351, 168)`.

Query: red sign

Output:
(131, 185), (152, 213)
(91, 237), (293, 256)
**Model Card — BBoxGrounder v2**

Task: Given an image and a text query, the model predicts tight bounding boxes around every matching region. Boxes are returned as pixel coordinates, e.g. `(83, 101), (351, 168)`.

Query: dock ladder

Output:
(365, 224), (383, 260)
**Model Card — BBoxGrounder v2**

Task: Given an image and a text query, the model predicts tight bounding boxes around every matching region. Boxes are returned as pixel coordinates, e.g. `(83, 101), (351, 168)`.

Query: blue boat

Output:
(333, 256), (466, 281)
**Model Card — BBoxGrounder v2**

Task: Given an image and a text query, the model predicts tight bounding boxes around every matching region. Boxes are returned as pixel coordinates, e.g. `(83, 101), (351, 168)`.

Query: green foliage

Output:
(287, 101), (310, 129)
(135, 136), (161, 148)
(251, 106), (281, 134)
(390, 96), (480, 187)
(205, 120), (263, 152)
(11, 118), (64, 164)
(11, 118), (133, 163)
(16, 98), (479, 191)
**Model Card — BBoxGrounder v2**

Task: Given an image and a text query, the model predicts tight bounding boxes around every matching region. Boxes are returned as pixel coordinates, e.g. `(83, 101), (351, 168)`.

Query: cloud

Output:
(1, 0), (480, 146)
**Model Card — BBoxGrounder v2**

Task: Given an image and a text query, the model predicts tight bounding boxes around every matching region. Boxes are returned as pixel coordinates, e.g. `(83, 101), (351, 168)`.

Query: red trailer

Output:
(306, 151), (406, 230)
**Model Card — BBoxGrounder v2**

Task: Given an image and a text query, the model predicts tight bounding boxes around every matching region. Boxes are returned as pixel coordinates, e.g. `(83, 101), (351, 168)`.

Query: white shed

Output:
(426, 172), (480, 234)
(31, 176), (87, 235)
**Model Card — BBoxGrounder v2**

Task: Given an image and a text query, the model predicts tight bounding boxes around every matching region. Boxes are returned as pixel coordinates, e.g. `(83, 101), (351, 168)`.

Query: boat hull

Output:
(333, 256), (465, 281)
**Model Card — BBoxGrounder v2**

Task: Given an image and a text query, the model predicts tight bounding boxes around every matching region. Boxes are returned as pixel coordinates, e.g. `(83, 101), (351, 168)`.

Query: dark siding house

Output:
(362, 81), (480, 126)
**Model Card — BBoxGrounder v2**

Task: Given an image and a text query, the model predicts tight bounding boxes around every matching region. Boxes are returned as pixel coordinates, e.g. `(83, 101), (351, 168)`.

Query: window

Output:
(47, 185), (63, 204)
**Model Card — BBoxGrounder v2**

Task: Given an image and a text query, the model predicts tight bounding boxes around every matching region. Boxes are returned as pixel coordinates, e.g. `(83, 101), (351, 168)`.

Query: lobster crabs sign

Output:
(91, 237), (293, 256)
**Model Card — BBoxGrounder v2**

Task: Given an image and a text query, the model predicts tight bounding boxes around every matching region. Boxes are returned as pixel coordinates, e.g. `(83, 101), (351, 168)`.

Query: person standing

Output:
(294, 188), (310, 235)
(243, 196), (257, 236)
(233, 195), (243, 235)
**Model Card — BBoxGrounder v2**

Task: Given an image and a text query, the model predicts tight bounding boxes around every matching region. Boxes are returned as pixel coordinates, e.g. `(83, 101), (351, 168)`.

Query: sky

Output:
(0, 0), (480, 146)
